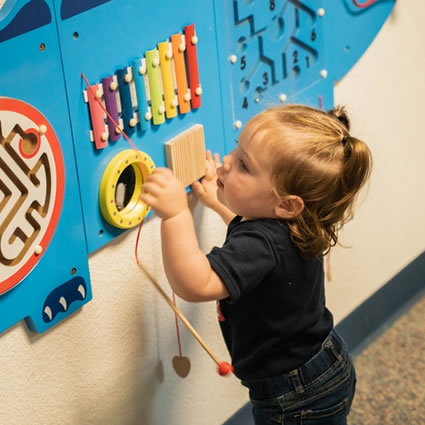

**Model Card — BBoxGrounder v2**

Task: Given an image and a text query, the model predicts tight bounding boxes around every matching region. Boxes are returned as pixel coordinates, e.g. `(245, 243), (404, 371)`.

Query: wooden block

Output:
(164, 124), (206, 187)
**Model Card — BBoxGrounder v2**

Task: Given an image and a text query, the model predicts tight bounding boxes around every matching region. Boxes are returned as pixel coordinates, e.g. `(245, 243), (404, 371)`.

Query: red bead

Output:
(218, 362), (234, 376)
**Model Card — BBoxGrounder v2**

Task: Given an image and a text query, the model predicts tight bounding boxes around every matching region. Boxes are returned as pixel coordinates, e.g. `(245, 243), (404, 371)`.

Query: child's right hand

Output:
(140, 168), (188, 220)
(191, 151), (221, 209)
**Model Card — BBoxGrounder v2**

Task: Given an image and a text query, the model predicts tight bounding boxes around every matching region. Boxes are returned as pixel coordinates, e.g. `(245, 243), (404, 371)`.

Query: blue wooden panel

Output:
(54, 0), (226, 253)
(214, 0), (333, 154)
(327, 0), (394, 81)
(0, 0), (91, 333)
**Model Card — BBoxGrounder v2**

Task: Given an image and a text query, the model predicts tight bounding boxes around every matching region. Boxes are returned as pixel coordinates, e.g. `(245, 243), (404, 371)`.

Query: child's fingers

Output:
(204, 161), (215, 180)
(204, 154), (220, 180)
(140, 191), (156, 206)
(153, 167), (174, 178)
(205, 151), (213, 171)
(191, 180), (205, 197)
(145, 169), (172, 187)
(141, 181), (162, 197)
(206, 150), (220, 164)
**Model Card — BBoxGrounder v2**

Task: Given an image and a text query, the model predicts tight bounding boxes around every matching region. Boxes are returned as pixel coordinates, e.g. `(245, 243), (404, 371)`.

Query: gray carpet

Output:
(349, 292), (425, 425)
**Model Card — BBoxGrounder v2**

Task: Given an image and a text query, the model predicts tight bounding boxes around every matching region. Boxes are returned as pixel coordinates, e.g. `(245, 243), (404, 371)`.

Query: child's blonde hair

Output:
(247, 104), (372, 257)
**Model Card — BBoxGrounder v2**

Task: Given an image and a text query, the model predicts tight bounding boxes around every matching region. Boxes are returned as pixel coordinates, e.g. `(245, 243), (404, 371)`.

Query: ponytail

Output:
(333, 135), (372, 225)
(342, 136), (372, 194)
(328, 105), (351, 132)
(327, 105), (372, 224)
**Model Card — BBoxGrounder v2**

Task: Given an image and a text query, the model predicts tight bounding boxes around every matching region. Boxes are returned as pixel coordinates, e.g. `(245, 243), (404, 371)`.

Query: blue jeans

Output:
(242, 329), (356, 425)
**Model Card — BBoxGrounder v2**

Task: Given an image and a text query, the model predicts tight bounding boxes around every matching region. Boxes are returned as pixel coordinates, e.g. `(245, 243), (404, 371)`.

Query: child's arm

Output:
(191, 151), (236, 225)
(140, 168), (229, 302)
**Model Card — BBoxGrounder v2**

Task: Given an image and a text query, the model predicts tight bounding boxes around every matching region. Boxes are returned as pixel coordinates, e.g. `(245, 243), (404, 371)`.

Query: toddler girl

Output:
(141, 104), (372, 425)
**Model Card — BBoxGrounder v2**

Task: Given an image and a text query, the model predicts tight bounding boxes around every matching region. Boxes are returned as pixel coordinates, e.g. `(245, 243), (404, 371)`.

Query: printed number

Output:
(306, 56), (310, 68)
(293, 50), (298, 64)
(240, 56), (246, 70)
(262, 72), (269, 86)
(311, 29), (317, 41)
(270, 0), (275, 11)
(242, 97), (248, 109)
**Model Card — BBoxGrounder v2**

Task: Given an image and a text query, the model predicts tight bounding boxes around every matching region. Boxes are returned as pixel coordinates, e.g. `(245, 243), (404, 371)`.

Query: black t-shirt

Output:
(207, 216), (333, 380)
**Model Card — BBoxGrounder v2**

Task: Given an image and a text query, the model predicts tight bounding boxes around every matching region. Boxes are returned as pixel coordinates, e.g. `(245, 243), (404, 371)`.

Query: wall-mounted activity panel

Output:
(225, 0), (330, 125)
(0, 0), (394, 333)
(213, 0), (395, 153)
(55, 2), (224, 253)
(0, 0), (91, 333)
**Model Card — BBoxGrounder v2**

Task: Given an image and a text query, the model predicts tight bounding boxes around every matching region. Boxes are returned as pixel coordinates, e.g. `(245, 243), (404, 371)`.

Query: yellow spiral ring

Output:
(99, 149), (155, 229)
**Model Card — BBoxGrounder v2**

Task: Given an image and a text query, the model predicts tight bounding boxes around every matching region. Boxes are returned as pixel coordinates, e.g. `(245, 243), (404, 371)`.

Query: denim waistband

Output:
(242, 329), (347, 401)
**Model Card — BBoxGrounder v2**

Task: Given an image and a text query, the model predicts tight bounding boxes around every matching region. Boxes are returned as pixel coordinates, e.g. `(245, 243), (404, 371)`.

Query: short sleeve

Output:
(207, 226), (277, 302)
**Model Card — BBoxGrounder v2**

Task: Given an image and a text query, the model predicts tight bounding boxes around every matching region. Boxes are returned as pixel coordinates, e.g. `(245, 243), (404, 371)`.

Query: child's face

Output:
(216, 126), (279, 220)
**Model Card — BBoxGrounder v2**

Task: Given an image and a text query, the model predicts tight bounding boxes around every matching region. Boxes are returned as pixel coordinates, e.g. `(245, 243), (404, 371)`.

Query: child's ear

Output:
(274, 195), (304, 219)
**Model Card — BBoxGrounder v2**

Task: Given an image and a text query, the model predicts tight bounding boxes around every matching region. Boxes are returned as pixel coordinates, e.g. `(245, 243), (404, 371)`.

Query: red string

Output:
(352, 0), (378, 8)
(172, 292), (183, 357)
(134, 218), (145, 262)
(81, 72), (185, 359)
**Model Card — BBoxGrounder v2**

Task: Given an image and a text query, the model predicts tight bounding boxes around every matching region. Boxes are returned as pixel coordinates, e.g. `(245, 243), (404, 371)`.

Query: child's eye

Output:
(239, 159), (249, 172)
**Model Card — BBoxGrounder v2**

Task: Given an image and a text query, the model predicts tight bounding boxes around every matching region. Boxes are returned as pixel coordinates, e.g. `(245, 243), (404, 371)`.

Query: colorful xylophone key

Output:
(101, 75), (121, 141)
(171, 33), (191, 115)
(184, 24), (202, 109)
(131, 58), (150, 131)
(145, 49), (165, 125)
(84, 82), (108, 149)
(158, 40), (178, 119)
(117, 66), (137, 135)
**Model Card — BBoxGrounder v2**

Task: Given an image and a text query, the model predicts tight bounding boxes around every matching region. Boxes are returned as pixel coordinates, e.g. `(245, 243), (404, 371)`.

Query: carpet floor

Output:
(348, 292), (425, 425)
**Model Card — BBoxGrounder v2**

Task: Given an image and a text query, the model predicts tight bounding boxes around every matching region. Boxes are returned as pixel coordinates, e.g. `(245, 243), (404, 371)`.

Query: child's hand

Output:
(140, 168), (188, 220)
(191, 150), (221, 209)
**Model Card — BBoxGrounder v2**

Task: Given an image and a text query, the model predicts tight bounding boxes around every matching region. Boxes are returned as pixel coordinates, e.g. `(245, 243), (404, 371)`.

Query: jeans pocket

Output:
(298, 397), (349, 424)
(281, 359), (356, 425)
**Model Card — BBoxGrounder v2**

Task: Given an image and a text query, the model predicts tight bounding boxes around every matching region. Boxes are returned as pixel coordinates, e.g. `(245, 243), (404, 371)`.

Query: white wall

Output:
(1, 1), (424, 425)
(329, 0), (425, 320)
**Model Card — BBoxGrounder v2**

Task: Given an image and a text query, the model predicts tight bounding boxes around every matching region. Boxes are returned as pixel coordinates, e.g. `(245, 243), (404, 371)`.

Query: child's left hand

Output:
(140, 168), (188, 220)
